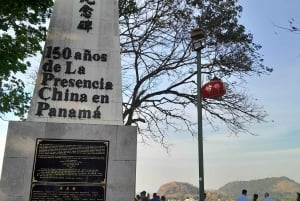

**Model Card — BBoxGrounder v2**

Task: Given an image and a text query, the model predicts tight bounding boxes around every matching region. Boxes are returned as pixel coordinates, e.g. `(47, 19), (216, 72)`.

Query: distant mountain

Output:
(157, 181), (199, 200)
(218, 176), (300, 201)
(156, 177), (300, 201)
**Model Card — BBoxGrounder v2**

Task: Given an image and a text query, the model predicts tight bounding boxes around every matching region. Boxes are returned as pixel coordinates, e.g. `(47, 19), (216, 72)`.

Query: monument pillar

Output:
(0, 1), (137, 201)
(29, 0), (123, 125)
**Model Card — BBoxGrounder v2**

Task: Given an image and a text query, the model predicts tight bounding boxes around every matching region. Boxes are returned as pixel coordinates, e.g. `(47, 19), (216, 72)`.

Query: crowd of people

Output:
(237, 189), (274, 201)
(135, 191), (166, 201)
(135, 189), (298, 201)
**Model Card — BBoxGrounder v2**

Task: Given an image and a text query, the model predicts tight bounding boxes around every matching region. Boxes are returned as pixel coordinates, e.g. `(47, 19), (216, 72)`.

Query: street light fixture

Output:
(190, 28), (206, 201)
(191, 28), (205, 51)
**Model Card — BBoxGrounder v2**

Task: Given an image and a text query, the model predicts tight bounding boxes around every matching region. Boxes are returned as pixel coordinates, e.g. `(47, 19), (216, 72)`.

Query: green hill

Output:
(156, 177), (300, 201)
(218, 176), (300, 201)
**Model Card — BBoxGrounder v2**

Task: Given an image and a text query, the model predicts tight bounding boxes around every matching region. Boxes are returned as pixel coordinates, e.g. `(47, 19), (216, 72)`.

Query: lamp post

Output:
(190, 28), (206, 201)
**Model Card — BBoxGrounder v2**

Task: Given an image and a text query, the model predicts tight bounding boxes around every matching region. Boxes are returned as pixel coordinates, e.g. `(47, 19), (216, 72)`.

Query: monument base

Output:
(0, 121), (137, 201)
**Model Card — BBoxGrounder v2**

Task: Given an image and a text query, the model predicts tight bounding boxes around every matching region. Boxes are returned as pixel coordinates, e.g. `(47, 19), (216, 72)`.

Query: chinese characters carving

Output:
(77, 0), (96, 32)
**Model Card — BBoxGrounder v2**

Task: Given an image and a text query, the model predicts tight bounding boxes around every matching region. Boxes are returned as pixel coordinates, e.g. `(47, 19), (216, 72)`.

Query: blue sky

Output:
(1, 0), (300, 195)
(136, 0), (300, 193)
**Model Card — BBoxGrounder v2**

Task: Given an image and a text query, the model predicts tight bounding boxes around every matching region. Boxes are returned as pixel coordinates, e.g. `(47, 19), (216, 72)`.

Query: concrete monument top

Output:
(28, 0), (123, 125)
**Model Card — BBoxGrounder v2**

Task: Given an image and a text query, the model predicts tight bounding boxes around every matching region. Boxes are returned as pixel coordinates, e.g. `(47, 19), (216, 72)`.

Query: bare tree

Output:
(274, 18), (300, 34)
(0, 0), (273, 142)
(119, 0), (273, 143)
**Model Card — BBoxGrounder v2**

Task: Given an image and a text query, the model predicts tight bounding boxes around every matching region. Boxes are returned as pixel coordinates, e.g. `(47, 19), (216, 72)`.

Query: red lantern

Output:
(201, 78), (226, 99)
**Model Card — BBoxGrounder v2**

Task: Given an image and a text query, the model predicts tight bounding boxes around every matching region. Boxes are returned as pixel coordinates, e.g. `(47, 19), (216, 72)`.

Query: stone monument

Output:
(0, 0), (137, 201)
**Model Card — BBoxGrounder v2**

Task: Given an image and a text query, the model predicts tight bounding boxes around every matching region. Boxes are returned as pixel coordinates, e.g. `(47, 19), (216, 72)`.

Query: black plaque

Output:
(30, 184), (105, 201)
(32, 139), (109, 183)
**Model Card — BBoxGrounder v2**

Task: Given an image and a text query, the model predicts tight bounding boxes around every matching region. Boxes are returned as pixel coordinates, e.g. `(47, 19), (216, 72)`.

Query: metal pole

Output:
(197, 49), (205, 201)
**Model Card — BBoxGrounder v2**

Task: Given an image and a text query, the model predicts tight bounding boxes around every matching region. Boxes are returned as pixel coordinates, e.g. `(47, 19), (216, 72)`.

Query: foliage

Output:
(119, 0), (138, 17)
(0, 0), (53, 119)
(120, 0), (273, 143)
(0, 76), (30, 119)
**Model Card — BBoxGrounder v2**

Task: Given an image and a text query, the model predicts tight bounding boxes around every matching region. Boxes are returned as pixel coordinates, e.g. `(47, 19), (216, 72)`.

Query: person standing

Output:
(150, 193), (161, 201)
(140, 191), (149, 201)
(237, 189), (249, 201)
(135, 194), (142, 201)
(253, 194), (258, 201)
(263, 192), (273, 201)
